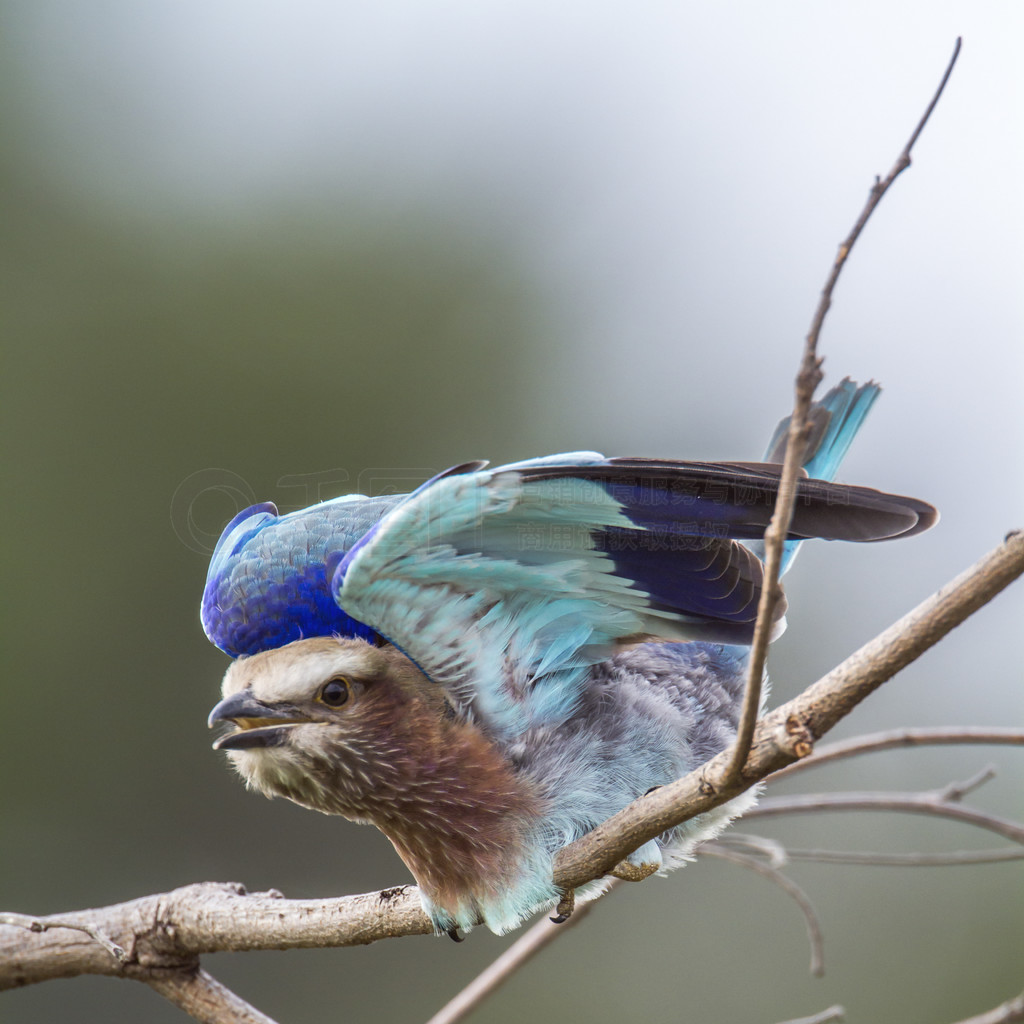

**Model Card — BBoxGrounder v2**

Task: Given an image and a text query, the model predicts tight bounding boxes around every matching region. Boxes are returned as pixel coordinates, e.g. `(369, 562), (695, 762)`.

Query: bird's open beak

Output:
(208, 691), (310, 751)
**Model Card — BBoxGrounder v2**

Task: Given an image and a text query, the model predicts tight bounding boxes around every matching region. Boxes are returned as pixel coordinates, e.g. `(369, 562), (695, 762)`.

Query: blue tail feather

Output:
(750, 378), (881, 574)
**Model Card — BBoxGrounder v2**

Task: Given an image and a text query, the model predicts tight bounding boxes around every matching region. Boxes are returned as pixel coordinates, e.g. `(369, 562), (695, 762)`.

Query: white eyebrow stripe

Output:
(222, 641), (380, 704)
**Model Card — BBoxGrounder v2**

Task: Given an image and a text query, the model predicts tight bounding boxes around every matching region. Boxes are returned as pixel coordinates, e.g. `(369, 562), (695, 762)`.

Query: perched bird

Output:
(205, 380), (937, 936)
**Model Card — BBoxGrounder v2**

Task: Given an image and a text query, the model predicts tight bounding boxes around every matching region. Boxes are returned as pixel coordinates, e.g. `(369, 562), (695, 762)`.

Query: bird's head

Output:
(209, 635), (555, 935)
(208, 635), (446, 818)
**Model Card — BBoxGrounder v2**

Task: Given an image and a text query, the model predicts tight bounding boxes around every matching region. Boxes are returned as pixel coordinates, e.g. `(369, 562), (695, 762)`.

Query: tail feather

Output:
(750, 378), (882, 574)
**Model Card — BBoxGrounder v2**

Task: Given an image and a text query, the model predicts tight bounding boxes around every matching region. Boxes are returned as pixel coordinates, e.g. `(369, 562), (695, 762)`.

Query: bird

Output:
(204, 379), (937, 937)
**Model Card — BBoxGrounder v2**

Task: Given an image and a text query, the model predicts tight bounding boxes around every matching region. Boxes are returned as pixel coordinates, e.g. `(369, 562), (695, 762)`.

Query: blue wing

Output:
(331, 440), (935, 737)
(331, 466), (760, 735)
(201, 379), (937, 739)
(200, 453), (606, 656)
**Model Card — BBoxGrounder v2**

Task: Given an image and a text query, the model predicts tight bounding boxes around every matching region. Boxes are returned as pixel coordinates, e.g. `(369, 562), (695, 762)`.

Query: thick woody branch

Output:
(2, 531), (1020, 996)
(0, 883), (431, 991)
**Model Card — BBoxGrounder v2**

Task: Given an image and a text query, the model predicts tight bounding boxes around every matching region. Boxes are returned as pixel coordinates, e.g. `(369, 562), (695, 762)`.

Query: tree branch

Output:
(747, 847), (1024, 868)
(725, 36), (963, 784)
(769, 727), (1024, 783)
(144, 968), (281, 1024)
(776, 1008), (846, 1024)
(697, 843), (826, 977)
(743, 790), (1024, 847)
(423, 883), (617, 1024)
(0, 883), (432, 991)
(706, 830), (1024, 869)
(950, 992), (1024, 1024)
(1, 531), (1020, 993)
(553, 529), (1024, 890)
(3, 530), (1019, 1001)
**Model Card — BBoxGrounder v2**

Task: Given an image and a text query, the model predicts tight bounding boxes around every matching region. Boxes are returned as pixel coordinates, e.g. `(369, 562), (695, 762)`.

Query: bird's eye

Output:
(318, 678), (351, 708)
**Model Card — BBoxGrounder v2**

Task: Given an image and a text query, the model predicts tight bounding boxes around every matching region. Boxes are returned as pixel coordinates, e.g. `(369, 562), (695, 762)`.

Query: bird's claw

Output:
(550, 889), (575, 923)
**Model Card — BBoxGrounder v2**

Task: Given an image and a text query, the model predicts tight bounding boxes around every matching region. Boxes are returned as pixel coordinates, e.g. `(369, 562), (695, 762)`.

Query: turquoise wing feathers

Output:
(330, 462), (771, 736)
(202, 380), (937, 738)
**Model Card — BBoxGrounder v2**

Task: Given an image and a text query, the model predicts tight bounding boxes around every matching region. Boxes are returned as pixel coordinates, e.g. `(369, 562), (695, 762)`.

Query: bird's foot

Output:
(608, 859), (660, 882)
(609, 837), (663, 882)
(550, 888), (575, 923)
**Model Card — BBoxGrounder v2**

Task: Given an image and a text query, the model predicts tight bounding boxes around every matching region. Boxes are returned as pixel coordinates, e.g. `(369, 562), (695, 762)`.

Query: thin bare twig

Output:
(0, 912), (126, 962)
(743, 792), (1024, 846)
(702, 831), (1024, 868)
(709, 832), (791, 867)
(770, 727), (1024, 783)
(776, 1008), (846, 1024)
(939, 765), (998, 801)
(423, 883), (617, 1024)
(725, 36), (963, 785)
(950, 992), (1024, 1024)
(767, 847), (1024, 868)
(698, 843), (826, 977)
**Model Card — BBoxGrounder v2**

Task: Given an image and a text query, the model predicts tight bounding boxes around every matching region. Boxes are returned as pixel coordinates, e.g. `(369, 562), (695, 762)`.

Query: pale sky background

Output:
(12, 2), (1023, 492)
(3, 3), (1022, 1023)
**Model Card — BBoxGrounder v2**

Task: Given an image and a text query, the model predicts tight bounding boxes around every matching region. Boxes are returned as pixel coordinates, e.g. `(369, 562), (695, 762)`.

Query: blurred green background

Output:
(3, 3), (1022, 1023)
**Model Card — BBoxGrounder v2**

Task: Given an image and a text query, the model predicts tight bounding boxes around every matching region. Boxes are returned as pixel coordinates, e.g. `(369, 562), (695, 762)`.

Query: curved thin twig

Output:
(769, 727), (1024, 783)
(703, 831), (1024, 868)
(768, 847), (1024, 868)
(950, 991), (1024, 1024)
(776, 1008), (846, 1024)
(725, 37), (963, 784)
(698, 843), (826, 977)
(743, 792), (1024, 846)
(709, 832), (791, 867)
(424, 883), (617, 1024)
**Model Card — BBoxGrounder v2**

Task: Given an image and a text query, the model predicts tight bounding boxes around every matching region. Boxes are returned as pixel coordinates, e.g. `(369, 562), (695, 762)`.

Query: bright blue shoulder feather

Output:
(201, 494), (402, 656)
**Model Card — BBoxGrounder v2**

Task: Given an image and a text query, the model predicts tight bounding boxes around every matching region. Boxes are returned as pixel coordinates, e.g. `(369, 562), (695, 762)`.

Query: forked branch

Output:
(2, 530), (1022, 1003)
